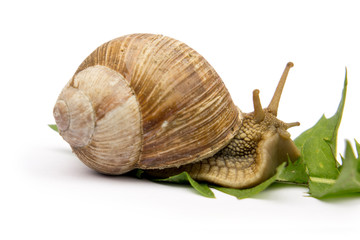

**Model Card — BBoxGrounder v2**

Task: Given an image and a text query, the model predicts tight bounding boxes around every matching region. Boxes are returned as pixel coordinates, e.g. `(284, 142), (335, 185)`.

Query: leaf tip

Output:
(48, 124), (59, 132)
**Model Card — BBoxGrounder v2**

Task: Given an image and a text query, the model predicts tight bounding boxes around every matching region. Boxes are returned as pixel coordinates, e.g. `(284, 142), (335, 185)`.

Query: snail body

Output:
(54, 34), (300, 188)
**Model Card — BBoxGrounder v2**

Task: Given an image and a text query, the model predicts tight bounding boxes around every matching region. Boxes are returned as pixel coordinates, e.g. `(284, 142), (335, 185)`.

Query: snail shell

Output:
(54, 34), (241, 175)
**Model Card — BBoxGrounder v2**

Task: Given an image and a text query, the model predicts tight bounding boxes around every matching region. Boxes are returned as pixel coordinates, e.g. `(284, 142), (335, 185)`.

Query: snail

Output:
(53, 33), (300, 189)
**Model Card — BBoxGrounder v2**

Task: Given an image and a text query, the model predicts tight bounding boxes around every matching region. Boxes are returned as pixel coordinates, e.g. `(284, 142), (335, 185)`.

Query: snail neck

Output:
(145, 111), (300, 188)
(174, 111), (299, 188)
(190, 111), (293, 188)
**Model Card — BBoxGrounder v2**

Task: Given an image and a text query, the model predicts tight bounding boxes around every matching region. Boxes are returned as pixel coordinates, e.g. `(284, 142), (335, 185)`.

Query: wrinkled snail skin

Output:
(53, 34), (300, 189)
(149, 109), (300, 188)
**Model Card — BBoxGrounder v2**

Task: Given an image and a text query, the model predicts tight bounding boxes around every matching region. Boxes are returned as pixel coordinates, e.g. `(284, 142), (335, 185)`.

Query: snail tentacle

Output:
(267, 62), (294, 116)
(252, 89), (265, 123)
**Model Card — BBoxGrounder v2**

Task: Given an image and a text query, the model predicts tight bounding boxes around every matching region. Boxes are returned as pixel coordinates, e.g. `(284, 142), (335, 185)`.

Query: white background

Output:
(1, 0), (359, 239)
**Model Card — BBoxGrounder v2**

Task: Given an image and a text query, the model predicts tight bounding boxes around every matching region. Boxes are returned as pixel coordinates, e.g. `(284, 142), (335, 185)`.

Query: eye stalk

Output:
(252, 89), (265, 123)
(267, 62), (294, 116)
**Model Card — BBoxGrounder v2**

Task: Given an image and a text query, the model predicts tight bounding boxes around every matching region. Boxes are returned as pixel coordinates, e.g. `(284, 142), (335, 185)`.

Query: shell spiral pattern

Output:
(54, 34), (241, 174)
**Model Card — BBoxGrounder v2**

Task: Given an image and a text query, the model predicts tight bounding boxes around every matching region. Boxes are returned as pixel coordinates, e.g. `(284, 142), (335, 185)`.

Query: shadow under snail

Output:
(53, 33), (300, 189)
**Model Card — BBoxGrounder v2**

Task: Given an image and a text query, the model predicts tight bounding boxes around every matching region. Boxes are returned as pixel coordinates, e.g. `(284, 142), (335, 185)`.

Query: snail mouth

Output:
(54, 87), (95, 148)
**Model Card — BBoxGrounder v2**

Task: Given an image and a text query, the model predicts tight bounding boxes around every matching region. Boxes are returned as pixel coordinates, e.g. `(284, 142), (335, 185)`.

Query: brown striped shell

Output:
(53, 34), (241, 175)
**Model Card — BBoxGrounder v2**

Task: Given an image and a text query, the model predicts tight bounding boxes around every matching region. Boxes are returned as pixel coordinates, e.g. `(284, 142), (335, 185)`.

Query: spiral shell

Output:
(54, 34), (241, 175)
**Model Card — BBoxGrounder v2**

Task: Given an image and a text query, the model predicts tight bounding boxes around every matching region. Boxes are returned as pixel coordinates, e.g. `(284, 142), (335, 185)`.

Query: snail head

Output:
(251, 62), (300, 140)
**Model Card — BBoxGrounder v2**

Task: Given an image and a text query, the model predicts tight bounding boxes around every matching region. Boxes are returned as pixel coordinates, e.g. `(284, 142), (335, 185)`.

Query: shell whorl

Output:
(53, 87), (95, 147)
(54, 66), (142, 174)
(54, 34), (240, 175)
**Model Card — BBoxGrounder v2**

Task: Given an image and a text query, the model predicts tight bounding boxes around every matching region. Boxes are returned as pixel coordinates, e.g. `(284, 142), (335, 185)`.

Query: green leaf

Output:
(292, 71), (347, 196)
(213, 163), (286, 199)
(153, 172), (215, 198)
(309, 140), (360, 198)
(277, 158), (308, 185)
(129, 169), (145, 179)
(49, 124), (58, 132)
